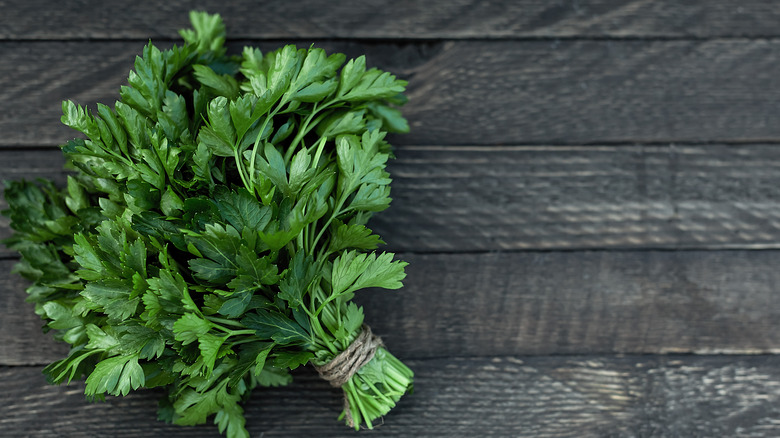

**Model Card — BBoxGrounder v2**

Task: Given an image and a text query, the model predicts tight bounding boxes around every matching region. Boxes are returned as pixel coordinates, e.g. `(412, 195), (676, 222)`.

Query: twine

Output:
(315, 324), (383, 388)
(314, 325), (384, 428)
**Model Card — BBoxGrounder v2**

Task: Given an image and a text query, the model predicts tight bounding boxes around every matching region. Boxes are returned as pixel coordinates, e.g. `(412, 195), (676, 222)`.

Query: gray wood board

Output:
(5, 145), (780, 255)
(3, 355), (780, 437)
(4, 250), (780, 365)
(4, 1), (780, 40)
(6, 40), (780, 147)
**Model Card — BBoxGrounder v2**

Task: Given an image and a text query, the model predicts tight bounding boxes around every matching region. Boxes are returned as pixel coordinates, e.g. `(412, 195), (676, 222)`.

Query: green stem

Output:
(228, 329), (257, 337)
(283, 107), (316, 163)
(362, 377), (394, 405)
(344, 384), (362, 429)
(310, 192), (349, 256)
(283, 99), (340, 163)
(384, 366), (407, 383)
(104, 144), (134, 167)
(334, 347), (414, 429)
(233, 149), (251, 192)
(311, 136), (328, 168)
(307, 314), (337, 354)
(348, 379), (373, 429)
(247, 109), (279, 192)
(227, 337), (260, 347)
(313, 287), (353, 319)
(206, 316), (247, 328)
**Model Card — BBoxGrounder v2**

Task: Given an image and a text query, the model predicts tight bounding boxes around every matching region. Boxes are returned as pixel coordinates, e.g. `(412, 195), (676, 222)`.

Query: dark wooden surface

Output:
(6, 0), (780, 39)
(4, 355), (780, 437)
(7, 39), (780, 147)
(2, 1), (780, 436)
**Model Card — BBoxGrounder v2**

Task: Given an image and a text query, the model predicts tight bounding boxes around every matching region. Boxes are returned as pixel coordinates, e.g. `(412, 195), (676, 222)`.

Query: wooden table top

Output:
(2, 1), (780, 436)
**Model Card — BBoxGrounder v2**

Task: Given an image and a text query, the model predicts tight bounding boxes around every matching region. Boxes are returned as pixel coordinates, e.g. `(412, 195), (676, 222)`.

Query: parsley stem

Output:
(313, 291), (346, 319)
(310, 192), (349, 255)
(206, 316), (247, 328)
(348, 379), (373, 429)
(233, 148), (251, 191)
(284, 104), (317, 163)
(311, 136), (328, 167)
(344, 383), (362, 428)
(362, 378), (394, 405)
(247, 109), (279, 194)
(228, 329), (256, 336)
(227, 337), (259, 347)
(283, 99), (339, 163)
(307, 311), (336, 354)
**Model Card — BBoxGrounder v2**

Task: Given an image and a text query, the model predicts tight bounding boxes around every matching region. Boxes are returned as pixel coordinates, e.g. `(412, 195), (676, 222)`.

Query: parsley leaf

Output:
(3, 10), (413, 437)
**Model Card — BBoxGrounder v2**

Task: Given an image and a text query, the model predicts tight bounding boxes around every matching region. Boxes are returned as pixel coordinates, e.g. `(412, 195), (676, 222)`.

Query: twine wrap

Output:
(314, 325), (385, 428)
(314, 324), (384, 388)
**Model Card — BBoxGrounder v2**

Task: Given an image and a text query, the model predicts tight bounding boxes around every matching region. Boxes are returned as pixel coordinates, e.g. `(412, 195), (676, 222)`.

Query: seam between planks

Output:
(11, 35), (780, 43)
(5, 352), (780, 369)
(10, 140), (780, 151)
(9, 247), (780, 262)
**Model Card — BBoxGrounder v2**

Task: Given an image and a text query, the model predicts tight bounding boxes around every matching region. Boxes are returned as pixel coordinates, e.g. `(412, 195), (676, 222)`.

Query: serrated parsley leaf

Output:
(213, 188), (272, 234)
(227, 247), (279, 293)
(277, 252), (316, 308)
(173, 313), (212, 345)
(193, 64), (239, 99)
(118, 324), (166, 359)
(340, 68), (407, 102)
(331, 250), (407, 296)
(328, 222), (385, 253)
(217, 291), (252, 318)
(85, 324), (120, 351)
(81, 280), (140, 323)
(241, 310), (310, 346)
(273, 350), (313, 370)
(85, 354), (145, 397)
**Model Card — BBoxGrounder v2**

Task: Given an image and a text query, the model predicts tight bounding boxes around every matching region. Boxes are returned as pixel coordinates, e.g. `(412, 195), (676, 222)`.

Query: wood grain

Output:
(5, 40), (780, 147)
(4, 1), (780, 40)
(4, 249), (780, 365)
(6, 145), (780, 255)
(3, 355), (780, 437)
(364, 250), (780, 358)
(4, 2), (779, 437)
(0, 260), (69, 365)
(377, 144), (780, 252)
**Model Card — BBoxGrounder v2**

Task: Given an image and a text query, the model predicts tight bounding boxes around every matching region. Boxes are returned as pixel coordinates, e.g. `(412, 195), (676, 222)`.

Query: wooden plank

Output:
(3, 355), (780, 436)
(4, 1), (780, 40)
(6, 145), (780, 255)
(5, 40), (780, 147)
(4, 249), (780, 364)
(377, 144), (780, 252)
(0, 259), (68, 365)
(361, 250), (780, 357)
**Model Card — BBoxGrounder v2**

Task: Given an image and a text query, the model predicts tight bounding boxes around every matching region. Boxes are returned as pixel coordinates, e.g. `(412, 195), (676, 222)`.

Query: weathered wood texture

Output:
(6, 145), (780, 255)
(379, 144), (780, 251)
(4, 355), (780, 437)
(4, 2), (780, 436)
(4, 249), (780, 365)
(4, 1), (780, 40)
(5, 40), (780, 147)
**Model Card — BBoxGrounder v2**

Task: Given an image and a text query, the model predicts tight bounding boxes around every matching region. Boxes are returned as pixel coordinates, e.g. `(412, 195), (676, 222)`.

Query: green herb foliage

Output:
(2, 11), (413, 437)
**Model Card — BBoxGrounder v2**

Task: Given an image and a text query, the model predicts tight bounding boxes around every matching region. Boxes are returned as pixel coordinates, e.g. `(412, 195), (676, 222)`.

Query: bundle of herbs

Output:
(2, 11), (413, 437)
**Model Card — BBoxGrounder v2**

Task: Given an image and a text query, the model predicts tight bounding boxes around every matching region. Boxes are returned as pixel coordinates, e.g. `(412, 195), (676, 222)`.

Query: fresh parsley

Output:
(2, 11), (412, 437)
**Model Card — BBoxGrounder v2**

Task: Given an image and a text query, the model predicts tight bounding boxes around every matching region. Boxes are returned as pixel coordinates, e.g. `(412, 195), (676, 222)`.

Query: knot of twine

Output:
(314, 324), (384, 388)
(314, 325), (384, 428)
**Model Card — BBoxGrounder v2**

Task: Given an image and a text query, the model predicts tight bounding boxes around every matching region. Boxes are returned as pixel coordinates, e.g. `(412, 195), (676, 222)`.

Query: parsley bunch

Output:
(2, 11), (412, 437)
